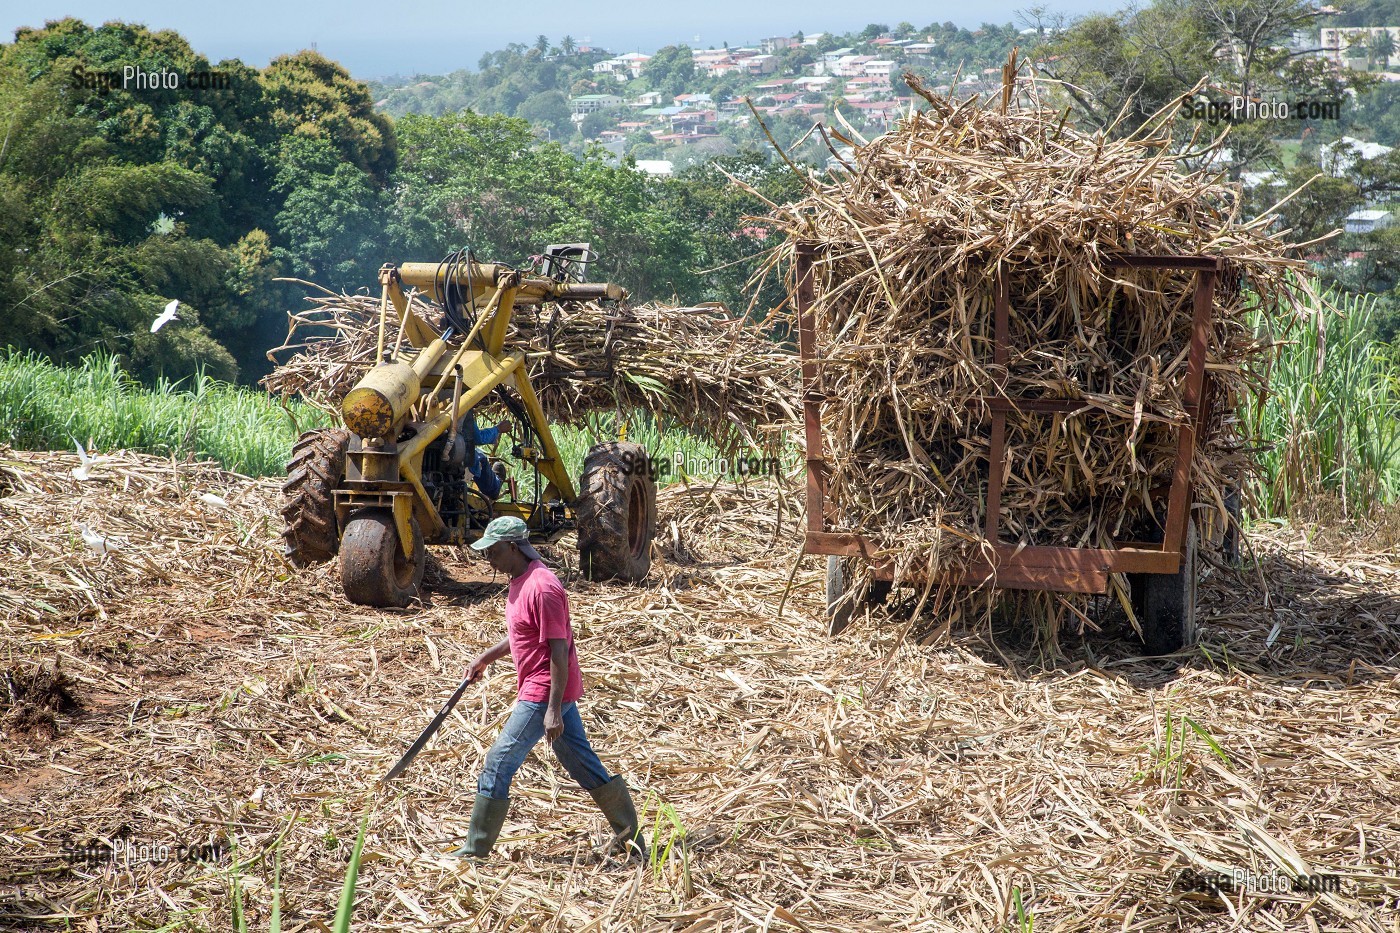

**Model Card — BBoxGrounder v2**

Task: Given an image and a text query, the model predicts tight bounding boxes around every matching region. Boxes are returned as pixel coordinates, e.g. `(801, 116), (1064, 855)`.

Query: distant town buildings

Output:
(1319, 26), (1400, 65)
(570, 94), (623, 116)
(592, 51), (652, 78)
(761, 36), (799, 53)
(548, 26), (1027, 167)
(1321, 136), (1396, 175)
(1345, 209), (1393, 233)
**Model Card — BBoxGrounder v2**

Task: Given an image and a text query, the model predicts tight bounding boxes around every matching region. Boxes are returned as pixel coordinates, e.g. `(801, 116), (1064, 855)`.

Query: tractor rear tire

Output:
(281, 428), (349, 566)
(339, 509), (425, 608)
(1140, 520), (1198, 656)
(577, 442), (656, 582)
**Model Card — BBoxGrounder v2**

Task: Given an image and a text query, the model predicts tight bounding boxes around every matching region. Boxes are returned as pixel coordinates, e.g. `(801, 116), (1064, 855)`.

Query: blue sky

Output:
(3, 0), (1120, 79)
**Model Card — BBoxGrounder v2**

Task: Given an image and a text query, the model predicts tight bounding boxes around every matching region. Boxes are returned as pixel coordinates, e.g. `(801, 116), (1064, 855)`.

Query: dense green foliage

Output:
(0, 19), (395, 384)
(384, 111), (800, 306)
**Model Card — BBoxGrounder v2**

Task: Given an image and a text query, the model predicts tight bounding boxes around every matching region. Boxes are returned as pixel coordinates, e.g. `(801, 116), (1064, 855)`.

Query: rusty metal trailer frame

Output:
(795, 244), (1222, 595)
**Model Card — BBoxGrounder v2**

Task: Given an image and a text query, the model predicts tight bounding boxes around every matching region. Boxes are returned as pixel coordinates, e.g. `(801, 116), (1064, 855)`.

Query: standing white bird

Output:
(151, 299), (180, 333)
(78, 523), (117, 555)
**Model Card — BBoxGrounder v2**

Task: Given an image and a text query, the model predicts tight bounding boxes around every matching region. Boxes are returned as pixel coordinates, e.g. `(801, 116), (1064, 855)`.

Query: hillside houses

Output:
(1319, 27), (1400, 65)
(570, 94), (623, 115)
(761, 36), (800, 52)
(553, 26), (967, 161)
(1322, 136), (1396, 175)
(592, 51), (651, 78)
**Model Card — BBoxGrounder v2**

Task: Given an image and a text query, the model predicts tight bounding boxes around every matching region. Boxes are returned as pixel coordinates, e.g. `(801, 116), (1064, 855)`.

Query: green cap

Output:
(471, 516), (541, 560)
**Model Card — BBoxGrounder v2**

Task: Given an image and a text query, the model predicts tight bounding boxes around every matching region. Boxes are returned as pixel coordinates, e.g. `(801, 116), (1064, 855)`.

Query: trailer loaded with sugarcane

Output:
(774, 70), (1300, 653)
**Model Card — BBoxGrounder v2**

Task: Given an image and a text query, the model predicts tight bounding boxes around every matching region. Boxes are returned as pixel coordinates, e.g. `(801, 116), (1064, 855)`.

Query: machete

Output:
(380, 673), (477, 784)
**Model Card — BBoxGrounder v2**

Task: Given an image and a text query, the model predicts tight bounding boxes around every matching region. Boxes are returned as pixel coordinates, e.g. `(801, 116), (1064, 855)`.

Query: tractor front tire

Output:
(577, 442), (656, 582)
(339, 509), (426, 608)
(281, 427), (350, 566)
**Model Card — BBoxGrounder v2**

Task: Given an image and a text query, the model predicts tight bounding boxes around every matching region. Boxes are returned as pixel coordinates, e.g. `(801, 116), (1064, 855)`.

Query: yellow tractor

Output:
(279, 247), (657, 606)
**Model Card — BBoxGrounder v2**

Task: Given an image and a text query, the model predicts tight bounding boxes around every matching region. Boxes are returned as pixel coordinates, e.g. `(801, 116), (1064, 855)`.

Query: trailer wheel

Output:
(577, 442), (656, 582)
(825, 556), (892, 637)
(280, 427), (349, 566)
(1140, 520), (1198, 655)
(1221, 486), (1243, 567)
(340, 509), (425, 608)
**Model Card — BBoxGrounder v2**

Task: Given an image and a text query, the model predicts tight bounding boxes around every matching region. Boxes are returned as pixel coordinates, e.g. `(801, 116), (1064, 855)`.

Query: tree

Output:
(1018, 4), (1066, 38)
(388, 112), (699, 299)
(535, 34), (550, 55)
(1273, 162), (1359, 246)
(580, 109), (614, 139)
(517, 90), (572, 140)
(664, 153), (804, 311)
(560, 35), (576, 56)
(271, 137), (388, 288)
(775, 46), (815, 72)
(1040, 11), (1208, 132)
(641, 45), (696, 98)
(861, 23), (890, 40)
(1371, 29), (1396, 71)
(261, 50), (397, 183)
(1188, 0), (1320, 100)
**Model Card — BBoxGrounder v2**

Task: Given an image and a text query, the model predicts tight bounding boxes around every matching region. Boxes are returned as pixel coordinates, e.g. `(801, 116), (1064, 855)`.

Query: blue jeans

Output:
(472, 451), (501, 500)
(477, 701), (612, 799)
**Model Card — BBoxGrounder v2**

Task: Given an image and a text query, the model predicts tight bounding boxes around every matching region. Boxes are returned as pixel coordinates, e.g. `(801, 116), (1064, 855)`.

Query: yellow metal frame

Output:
(342, 261), (627, 556)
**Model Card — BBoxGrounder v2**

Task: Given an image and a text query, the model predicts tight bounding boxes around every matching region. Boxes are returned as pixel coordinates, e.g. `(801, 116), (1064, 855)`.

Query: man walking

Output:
(451, 516), (644, 859)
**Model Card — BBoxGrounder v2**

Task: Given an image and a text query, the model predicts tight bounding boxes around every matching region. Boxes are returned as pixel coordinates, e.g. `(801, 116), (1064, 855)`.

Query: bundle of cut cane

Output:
(263, 284), (797, 452)
(764, 70), (1311, 612)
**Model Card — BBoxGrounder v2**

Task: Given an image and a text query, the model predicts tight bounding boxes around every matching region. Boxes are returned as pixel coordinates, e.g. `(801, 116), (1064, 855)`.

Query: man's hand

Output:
(464, 655), (490, 683)
(544, 704), (564, 743)
(494, 419), (512, 436)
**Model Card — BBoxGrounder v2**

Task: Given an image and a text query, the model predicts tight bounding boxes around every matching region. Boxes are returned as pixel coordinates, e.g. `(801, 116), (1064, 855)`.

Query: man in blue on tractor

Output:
(469, 412), (510, 500)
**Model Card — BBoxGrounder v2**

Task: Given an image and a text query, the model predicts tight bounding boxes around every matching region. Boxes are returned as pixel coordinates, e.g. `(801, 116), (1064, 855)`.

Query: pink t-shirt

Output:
(506, 561), (583, 703)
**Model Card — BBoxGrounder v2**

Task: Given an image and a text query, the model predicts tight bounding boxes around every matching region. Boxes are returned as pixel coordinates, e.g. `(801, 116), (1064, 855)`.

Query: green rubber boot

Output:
(449, 794), (509, 859)
(588, 776), (646, 859)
